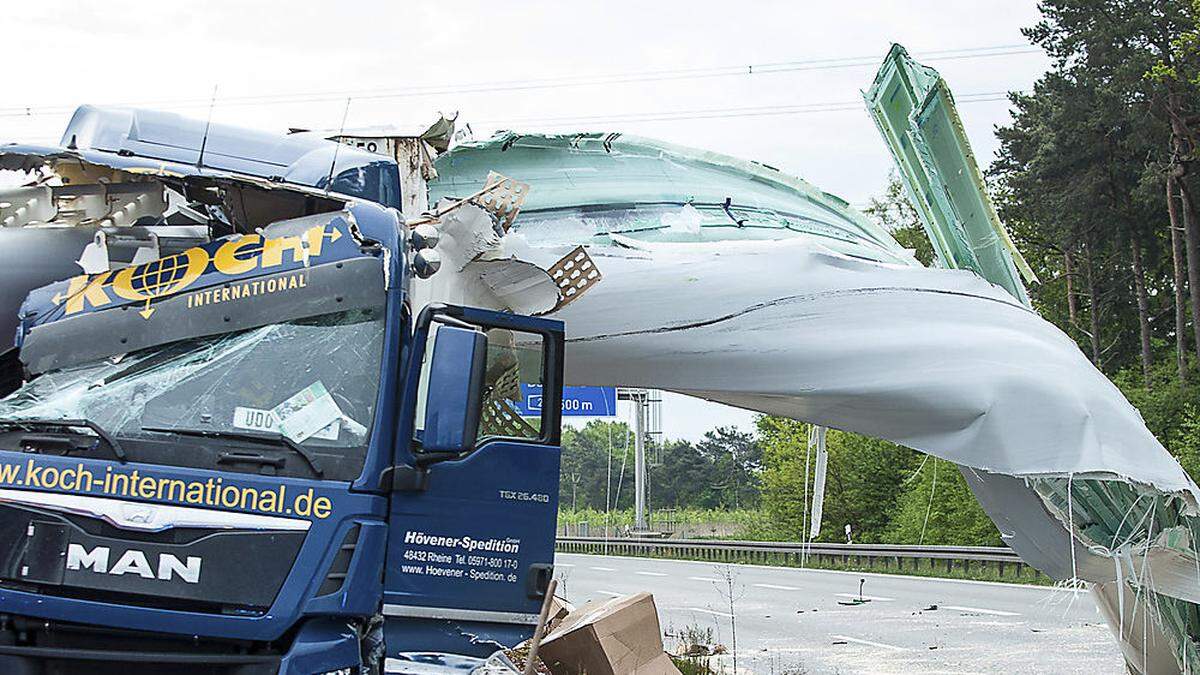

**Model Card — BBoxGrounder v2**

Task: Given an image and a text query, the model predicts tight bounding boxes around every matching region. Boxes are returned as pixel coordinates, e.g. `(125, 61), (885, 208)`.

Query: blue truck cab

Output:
(0, 108), (565, 674)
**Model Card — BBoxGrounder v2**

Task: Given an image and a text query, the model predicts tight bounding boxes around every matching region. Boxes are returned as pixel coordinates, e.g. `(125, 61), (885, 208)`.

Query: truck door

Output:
(383, 305), (564, 657)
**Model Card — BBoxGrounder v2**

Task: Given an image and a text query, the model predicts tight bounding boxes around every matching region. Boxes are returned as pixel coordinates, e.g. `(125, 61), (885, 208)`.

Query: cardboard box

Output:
(538, 592), (680, 675)
(547, 594), (576, 631)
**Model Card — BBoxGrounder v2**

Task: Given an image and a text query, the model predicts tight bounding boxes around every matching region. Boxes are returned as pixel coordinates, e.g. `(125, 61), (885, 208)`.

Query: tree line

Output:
(986, 0), (1200, 475)
(558, 419), (1000, 546)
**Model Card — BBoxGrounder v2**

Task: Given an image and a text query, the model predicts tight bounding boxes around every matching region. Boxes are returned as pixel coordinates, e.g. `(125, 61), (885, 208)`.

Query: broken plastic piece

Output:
(546, 246), (601, 312)
(474, 171), (528, 233)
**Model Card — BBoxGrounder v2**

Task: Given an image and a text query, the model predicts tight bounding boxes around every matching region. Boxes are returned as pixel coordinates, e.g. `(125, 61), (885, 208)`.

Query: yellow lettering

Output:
(239, 487), (259, 512)
(110, 473), (130, 496)
(304, 225), (328, 257)
(25, 460), (42, 487)
(76, 463), (93, 491)
(0, 462), (22, 483)
(161, 478), (186, 502)
(213, 234), (262, 275)
(185, 482), (205, 504)
(62, 272), (114, 314)
(221, 485), (241, 507)
(261, 235), (305, 267)
(259, 488), (279, 513)
(294, 489), (313, 516)
(136, 476), (154, 498)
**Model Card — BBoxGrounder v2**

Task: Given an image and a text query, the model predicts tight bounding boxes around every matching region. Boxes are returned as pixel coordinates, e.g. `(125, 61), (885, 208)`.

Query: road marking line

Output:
(636, 571), (667, 577)
(941, 604), (1021, 617)
(689, 576), (719, 582)
(685, 607), (734, 618)
(556, 563), (575, 568)
(589, 566), (616, 572)
(830, 634), (910, 651)
(754, 583), (799, 591)
(835, 593), (894, 602)
(596, 590), (623, 597)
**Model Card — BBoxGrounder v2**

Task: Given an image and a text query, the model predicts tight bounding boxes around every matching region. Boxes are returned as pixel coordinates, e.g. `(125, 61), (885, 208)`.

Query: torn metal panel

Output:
(864, 44), (1036, 302)
(324, 115), (459, 218)
(57, 105), (401, 208)
(0, 142), (349, 234)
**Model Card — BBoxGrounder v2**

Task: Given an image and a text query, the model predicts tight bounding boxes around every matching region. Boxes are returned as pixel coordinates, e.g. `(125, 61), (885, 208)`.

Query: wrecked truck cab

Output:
(0, 108), (567, 674)
(0, 105), (397, 345)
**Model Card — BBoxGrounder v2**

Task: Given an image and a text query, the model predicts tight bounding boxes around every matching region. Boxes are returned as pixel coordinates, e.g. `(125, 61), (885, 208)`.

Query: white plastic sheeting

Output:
(510, 236), (1199, 504)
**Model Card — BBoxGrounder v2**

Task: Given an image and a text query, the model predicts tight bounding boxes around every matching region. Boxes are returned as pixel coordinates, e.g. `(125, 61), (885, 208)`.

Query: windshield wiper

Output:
(141, 426), (324, 478)
(0, 418), (128, 463)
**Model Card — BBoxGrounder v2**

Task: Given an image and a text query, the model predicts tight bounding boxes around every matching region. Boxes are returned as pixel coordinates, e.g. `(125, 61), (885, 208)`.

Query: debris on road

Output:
(837, 578), (872, 606)
(538, 592), (681, 675)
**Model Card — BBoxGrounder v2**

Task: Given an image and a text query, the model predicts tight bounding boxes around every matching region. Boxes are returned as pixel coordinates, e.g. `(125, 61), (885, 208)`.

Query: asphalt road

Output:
(553, 552), (1124, 674)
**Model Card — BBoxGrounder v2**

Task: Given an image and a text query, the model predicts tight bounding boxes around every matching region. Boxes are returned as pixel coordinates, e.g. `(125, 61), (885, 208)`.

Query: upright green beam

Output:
(865, 44), (1037, 306)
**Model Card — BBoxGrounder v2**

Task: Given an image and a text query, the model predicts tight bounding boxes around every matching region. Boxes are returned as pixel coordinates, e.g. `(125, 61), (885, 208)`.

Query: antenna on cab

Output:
(325, 97), (352, 196)
(197, 85), (219, 169)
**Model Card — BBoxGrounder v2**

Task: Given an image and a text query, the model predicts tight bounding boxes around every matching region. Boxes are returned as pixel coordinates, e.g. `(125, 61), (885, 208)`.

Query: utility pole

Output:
(617, 387), (659, 533)
(633, 390), (647, 532)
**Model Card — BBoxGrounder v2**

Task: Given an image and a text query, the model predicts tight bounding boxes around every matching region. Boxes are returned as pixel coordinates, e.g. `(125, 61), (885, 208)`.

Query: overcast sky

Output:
(2, 1), (1052, 441)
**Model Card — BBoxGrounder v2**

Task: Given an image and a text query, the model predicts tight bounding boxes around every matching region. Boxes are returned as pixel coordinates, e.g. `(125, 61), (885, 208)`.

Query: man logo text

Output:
(66, 543), (202, 584)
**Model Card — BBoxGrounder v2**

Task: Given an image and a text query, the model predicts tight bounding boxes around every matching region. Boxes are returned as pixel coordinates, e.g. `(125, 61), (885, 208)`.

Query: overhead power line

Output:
(477, 91), (1017, 128)
(0, 44), (1041, 120)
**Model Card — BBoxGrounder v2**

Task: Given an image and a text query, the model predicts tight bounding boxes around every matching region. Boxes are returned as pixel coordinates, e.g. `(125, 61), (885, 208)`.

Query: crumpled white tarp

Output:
(515, 236), (1200, 503)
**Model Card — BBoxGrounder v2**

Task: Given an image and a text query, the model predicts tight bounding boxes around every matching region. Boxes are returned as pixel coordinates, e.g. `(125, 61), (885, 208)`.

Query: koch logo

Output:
(66, 543), (201, 584)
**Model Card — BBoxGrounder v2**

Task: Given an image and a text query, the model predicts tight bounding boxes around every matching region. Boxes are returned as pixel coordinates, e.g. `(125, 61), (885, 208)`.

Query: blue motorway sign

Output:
(516, 384), (617, 417)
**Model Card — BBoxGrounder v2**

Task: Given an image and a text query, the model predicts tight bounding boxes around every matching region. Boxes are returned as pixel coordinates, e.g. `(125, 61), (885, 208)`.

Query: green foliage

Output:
(1109, 355), (1200, 483)
(1169, 405), (1200, 480)
(863, 170), (935, 267)
(886, 459), (1002, 546)
(1112, 357), (1200, 450)
(558, 421), (760, 513)
(756, 416), (925, 544)
(557, 507), (763, 528)
(558, 421), (634, 512)
(756, 416), (810, 538)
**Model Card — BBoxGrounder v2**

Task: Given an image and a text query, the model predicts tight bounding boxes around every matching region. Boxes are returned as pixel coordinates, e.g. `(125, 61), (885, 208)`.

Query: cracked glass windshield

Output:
(0, 309), (385, 480)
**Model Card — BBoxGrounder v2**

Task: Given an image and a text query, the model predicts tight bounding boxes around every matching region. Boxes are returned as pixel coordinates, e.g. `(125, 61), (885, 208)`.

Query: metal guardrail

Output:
(555, 536), (1034, 579)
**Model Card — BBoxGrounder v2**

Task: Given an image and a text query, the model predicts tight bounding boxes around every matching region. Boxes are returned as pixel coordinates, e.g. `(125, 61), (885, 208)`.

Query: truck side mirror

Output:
(419, 325), (487, 454)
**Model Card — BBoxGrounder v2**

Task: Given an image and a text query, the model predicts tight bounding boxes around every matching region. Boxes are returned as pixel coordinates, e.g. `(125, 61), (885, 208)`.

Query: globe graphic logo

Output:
(130, 253), (192, 301)
(112, 246), (210, 319)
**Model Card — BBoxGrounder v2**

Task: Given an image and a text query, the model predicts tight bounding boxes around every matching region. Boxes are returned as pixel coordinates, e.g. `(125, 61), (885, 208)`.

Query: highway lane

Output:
(553, 552), (1124, 674)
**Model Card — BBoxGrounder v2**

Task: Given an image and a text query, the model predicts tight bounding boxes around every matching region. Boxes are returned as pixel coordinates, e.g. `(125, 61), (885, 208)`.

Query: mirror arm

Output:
(412, 450), (463, 466)
(381, 449), (469, 492)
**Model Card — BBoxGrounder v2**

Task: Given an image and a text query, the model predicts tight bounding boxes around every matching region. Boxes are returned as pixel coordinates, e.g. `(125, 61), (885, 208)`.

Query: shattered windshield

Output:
(0, 309), (385, 480)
